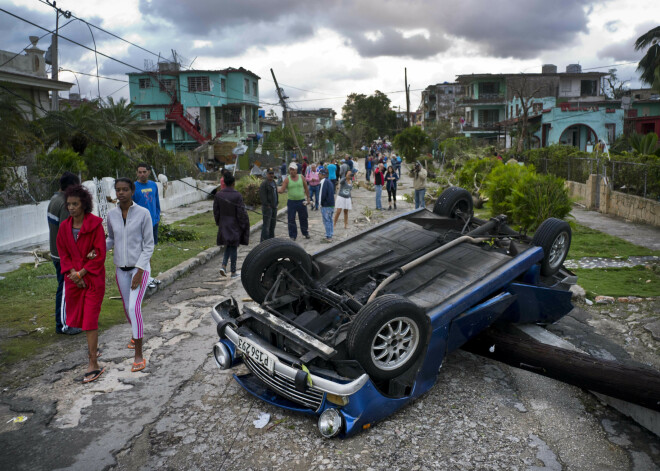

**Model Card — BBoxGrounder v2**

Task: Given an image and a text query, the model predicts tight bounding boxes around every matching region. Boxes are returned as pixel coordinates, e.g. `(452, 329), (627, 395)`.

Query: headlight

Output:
(317, 408), (343, 438)
(213, 342), (232, 369)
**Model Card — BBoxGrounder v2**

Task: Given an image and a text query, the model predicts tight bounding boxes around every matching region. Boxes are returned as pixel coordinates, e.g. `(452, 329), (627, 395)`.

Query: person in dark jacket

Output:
(259, 168), (278, 242)
(47, 171), (82, 335)
(318, 168), (335, 242)
(213, 173), (250, 278)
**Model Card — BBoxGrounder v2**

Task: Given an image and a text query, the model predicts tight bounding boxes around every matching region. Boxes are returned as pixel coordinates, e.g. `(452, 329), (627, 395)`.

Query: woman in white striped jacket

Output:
(106, 177), (154, 373)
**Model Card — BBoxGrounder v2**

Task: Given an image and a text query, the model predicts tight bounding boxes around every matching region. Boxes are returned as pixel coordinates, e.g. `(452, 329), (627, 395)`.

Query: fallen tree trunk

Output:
(462, 328), (660, 412)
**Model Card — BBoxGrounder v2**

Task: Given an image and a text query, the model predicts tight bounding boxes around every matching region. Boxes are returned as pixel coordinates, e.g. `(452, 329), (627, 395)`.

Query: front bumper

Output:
(211, 301), (369, 402)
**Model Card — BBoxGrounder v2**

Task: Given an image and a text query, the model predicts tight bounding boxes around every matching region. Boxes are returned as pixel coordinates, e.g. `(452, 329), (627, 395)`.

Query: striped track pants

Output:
(115, 268), (149, 339)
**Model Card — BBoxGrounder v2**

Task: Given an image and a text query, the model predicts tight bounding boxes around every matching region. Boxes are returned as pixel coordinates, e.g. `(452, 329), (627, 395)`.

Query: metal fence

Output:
(521, 155), (660, 201)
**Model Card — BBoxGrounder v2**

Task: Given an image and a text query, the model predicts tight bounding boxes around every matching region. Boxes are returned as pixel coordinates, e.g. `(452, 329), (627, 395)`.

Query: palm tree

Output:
(39, 100), (106, 154)
(101, 97), (150, 150)
(0, 93), (40, 158)
(635, 25), (660, 92)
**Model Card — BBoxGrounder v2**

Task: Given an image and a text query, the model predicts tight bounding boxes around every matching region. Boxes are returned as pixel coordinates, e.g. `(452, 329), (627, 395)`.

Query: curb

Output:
(145, 206), (288, 297)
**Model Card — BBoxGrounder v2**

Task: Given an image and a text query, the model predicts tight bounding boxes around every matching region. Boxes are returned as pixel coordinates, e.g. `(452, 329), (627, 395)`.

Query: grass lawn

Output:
(0, 196), (286, 369)
(568, 223), (660, 260)
(575, 266), (660, 298)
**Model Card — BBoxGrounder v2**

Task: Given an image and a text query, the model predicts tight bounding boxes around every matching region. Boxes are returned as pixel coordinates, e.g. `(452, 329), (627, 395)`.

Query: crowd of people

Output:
(46, 148), (429, 384)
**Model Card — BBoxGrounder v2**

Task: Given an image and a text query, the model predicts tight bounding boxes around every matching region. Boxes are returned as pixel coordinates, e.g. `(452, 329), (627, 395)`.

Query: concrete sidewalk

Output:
(571, 206), (660, 251)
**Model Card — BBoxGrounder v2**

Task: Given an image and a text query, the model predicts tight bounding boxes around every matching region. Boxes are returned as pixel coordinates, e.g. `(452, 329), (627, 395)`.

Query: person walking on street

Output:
(214, 173), (250, 278)
(318, 168), (335, 242)
(305, 163), (321, 210)
(395, 154), (402, 177)
(374, 163), (385, 210)
(279, 162), (311, 240)
(259, 168), (278, 241)
(339, 159), (349, 180)
(106, 178), (154, 373)
(47, 171), (83, 335)
(334, 170), (354, 229)
(133, 163), (161, 289)
(56, 185), (107, 383)
(385, 165), (398, 210)
(365, 155), (373, 181)
(410, 161), (428, 209)
(326, 159), (338, 192)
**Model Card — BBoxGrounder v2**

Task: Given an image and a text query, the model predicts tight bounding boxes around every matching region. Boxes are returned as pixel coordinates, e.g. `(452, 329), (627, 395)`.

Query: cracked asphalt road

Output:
(1, 170), (659, 470)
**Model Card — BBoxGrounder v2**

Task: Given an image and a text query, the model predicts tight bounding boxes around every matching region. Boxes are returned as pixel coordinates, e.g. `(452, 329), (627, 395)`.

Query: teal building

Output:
(128, 63), (260, 151)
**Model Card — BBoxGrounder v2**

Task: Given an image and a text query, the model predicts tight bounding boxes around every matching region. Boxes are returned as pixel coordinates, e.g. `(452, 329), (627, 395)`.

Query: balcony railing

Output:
(460, 94), (505, 104)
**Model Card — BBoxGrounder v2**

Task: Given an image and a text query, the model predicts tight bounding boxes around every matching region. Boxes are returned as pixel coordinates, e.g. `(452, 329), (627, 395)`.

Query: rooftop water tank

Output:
(566, 64), (582, 73)
(542, 64), (557, 74)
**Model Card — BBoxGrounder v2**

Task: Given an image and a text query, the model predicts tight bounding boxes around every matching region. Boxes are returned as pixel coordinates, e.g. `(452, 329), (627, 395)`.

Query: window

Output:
(140, 111), (151, 120)
(221, 78), (226, 92)
(252, 81), (257, 96)
(138, 78), (150, 89)
(159, 79), (175, 92)
(605, 123), (616, 143)
(244, 78), (250, 94)
(478, 109), (499, 125)
(479, 82), (499, 96)
(580, 80), (597, 96)
(187, 76), (210, 92)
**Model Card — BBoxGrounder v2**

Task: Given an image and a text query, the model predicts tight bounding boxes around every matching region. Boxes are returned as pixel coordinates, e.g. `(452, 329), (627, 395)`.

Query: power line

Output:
(0, 17), (75, 69)
(36, 0), (165, 62)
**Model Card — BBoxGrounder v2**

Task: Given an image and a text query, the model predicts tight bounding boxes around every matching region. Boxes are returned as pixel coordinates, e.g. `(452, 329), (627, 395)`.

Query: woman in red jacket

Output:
(56, 185), (107, 383)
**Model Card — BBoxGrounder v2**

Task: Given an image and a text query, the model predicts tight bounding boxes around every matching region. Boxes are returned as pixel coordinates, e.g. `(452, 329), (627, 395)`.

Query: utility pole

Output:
(270, 68), (305, 159)
(46, 1), (71, 112)
(405, 68), (411, 127)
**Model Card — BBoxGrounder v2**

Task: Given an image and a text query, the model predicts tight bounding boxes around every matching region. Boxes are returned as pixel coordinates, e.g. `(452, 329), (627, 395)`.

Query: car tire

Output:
(241, 238), (313, 303)
(532, 218), (572, 276)
(347, 294), (430, 381)
(433, 186), (473, 218)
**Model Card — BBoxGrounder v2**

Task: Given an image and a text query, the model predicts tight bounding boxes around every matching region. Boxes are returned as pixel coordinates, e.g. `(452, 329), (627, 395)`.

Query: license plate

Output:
(236, 336), (275, 374)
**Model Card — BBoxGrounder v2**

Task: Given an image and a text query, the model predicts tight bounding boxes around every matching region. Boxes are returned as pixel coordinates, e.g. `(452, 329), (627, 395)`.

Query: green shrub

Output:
(36, 148), (87, 177)
(456, 157), (502, 191)
(235, 175), (262, 207)
(509, 173), (572, 231)
(158, 223), (199, 242)
(483, 163), (533, 218)
(83, 144), (129, 179)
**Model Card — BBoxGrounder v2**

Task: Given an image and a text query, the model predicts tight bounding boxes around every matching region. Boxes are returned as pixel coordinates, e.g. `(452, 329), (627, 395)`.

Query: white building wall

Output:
(0, 177), (214, 252)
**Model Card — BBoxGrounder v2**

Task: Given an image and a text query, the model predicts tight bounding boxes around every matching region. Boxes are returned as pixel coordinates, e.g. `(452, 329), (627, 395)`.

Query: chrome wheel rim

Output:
(548, 232), (569, 269)
(371, 317), (420, 371)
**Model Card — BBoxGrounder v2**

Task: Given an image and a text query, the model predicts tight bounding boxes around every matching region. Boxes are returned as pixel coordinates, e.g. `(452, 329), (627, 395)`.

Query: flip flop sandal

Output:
(127, 339), (135, 349)
(131, 359), (146, 372)
(82, 367), (105, 384)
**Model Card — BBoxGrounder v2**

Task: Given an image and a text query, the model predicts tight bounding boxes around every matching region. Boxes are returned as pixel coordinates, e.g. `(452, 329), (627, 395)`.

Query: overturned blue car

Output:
(211, 187), (575, 438)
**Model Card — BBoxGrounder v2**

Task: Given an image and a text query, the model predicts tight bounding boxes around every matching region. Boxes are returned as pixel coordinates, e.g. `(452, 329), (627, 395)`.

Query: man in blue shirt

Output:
(134, 163), (161, 243)
(326, 159), (338, 192)
(133, 163), (161, 288)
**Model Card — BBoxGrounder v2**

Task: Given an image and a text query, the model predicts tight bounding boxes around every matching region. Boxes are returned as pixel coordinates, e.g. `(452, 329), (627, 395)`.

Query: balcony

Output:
(460, 93), (505, 104)
(461, 122), (500, 132)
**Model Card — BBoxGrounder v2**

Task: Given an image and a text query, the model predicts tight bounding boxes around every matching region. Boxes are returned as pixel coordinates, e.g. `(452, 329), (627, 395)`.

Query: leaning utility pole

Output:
(270, 68), (305, 159)
(46, 1), (71, 112)
(405, 68), (411, 127)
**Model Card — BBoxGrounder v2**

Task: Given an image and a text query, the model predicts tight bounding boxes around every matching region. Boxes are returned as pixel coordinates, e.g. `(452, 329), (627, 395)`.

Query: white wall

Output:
(0, 177), (213, 252)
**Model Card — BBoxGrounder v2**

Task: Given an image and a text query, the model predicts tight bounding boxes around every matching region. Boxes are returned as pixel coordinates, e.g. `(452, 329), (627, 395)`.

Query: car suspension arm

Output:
(367, 235), (488, 303)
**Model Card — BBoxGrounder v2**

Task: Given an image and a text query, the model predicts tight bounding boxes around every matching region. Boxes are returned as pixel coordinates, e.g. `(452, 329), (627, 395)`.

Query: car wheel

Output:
(433, 186), (473, 218)
(241, 238), (313, 303)
(532, 218), (572, 276)
(347, 294), (430, 381)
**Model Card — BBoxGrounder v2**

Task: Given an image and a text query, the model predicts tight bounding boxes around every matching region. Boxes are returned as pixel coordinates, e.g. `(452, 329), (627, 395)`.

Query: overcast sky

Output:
(2, 0), (658, 118)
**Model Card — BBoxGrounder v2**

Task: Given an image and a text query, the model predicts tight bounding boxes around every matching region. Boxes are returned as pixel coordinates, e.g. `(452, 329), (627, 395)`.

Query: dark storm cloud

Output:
(0, 5), (56, 53)
(136, 0), (598, 60)
(597, 21), (654, 61)
(347, 29), (450, 59)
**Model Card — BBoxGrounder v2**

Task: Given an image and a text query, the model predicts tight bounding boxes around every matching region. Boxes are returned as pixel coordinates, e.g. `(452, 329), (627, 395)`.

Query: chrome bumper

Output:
(212, 303), (369, 397)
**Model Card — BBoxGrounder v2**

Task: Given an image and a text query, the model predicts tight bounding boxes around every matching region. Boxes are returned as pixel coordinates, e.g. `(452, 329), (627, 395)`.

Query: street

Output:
(1, 168), (659, 471)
